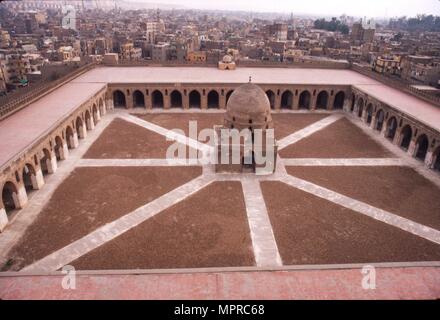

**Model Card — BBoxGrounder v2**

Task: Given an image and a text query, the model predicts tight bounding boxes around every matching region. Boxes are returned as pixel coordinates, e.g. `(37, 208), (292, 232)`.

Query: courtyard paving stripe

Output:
(22, 175), (216, 273)
(279, 174), (440, 245)
(118, 113), (213, 155)
(77, 158), (201, 167)
(282, 158), (405, 166)
(0, 114), (116, 266)
(277, 113), (344, 150)
(241, 179), (282, 267)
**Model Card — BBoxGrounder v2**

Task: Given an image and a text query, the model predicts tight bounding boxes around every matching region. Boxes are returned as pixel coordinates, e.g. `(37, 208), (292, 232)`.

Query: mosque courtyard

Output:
(1, 109), (440, 274)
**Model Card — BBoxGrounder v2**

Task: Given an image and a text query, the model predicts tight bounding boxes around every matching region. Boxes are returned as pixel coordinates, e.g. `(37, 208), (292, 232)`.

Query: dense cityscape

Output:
(0, 0), (439, 98)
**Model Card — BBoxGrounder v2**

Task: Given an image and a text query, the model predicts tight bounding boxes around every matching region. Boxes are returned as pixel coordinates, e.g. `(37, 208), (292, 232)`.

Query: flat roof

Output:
(0, 82), (106, 168)
(72, 67), (377, 85)
(354, 84), (440, 132)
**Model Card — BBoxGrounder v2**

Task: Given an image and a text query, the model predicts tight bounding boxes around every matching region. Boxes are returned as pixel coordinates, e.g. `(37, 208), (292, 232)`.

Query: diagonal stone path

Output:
(77, 158), (201, 167)
(22, 174), (215, 273)
(282, 158), (405, 166)
(118, 113), (213, 155)
(277, 113), (344, 150)
(241, 178), (282, 267)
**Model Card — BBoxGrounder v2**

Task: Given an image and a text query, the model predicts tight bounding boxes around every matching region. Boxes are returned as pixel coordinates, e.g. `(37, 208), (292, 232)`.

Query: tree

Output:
(314, 18), (349, 34)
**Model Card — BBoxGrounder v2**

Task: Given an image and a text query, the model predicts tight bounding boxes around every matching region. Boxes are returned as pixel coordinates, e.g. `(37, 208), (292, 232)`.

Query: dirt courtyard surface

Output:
(84, 118), (197, 159)
(261, 181), (440, 265)
(286, 166), (440, 230)
(71, 181), (255, 270)
(279, 117), (392, 158)
(2, 166), (202, 271)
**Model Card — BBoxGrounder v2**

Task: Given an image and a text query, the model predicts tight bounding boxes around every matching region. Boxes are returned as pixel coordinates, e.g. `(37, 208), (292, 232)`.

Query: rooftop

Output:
(0, 82), (105, 169)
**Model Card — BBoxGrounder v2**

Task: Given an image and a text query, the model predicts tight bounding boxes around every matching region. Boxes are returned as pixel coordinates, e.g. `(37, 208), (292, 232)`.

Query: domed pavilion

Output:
(214, 81), (278, 174)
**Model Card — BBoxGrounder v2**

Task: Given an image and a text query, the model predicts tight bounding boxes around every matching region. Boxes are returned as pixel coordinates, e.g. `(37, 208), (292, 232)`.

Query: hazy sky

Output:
(128, 0), (440, 17)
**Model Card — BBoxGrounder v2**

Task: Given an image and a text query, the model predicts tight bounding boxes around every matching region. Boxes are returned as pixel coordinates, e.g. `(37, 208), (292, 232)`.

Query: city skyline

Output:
(125, 0), (440, 18)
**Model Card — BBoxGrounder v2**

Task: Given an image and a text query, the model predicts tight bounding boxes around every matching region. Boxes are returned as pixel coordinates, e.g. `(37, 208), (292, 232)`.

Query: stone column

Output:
(424, 146), (435, 168)
(78, 125), (87, 139)
(106, 97), (114, 110)
(293, 94), (300, 110)
(370, 115), (376, 129)
(48, 150), (58, 174)
(201, 94), (208, 110)
(164, 94), (171, 110)
(70, 133), (79, 148)
(100, 103), (107, 116)
(62, 141), (69, 160)
(183, 94), (190, 110)
(361, 109), (368, 123)
(145, 93), (152, 110)
(0, 207), (8, 232)
(32, 167), (45, 190)
(126, 92), (134, 109)
(274, 94), (281, 111)
(408, 138), (417, 157)
(310, 94), (318, 111)
(343, 96), (351, 112)
(87, 116), (95, 130)
(380, 122), (387, 136)
(95, 109), (101, 122)
(16, 184), (28, 209)
(393, 131), (401, 147)
(328, 95), (336, 111)
(219, 94), (226, 110)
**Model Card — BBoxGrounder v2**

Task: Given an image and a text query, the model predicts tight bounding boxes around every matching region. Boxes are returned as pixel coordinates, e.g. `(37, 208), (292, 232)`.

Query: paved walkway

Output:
(77, 158), (198, 167)
(119, 113), (212, 154)
(277, 114), (343, 150)
(241, 179), (282, 267)
(282, 158), (405, 166)
(1, 266), (439, 299)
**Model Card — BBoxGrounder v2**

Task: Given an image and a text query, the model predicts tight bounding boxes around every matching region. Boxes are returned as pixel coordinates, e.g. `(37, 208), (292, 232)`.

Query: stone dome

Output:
(222, 54), (233, 63)
(224, 83), (273, 130)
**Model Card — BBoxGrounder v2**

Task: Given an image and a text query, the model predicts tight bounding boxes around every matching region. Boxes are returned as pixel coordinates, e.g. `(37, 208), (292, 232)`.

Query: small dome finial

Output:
(249, 76), (252, 83)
